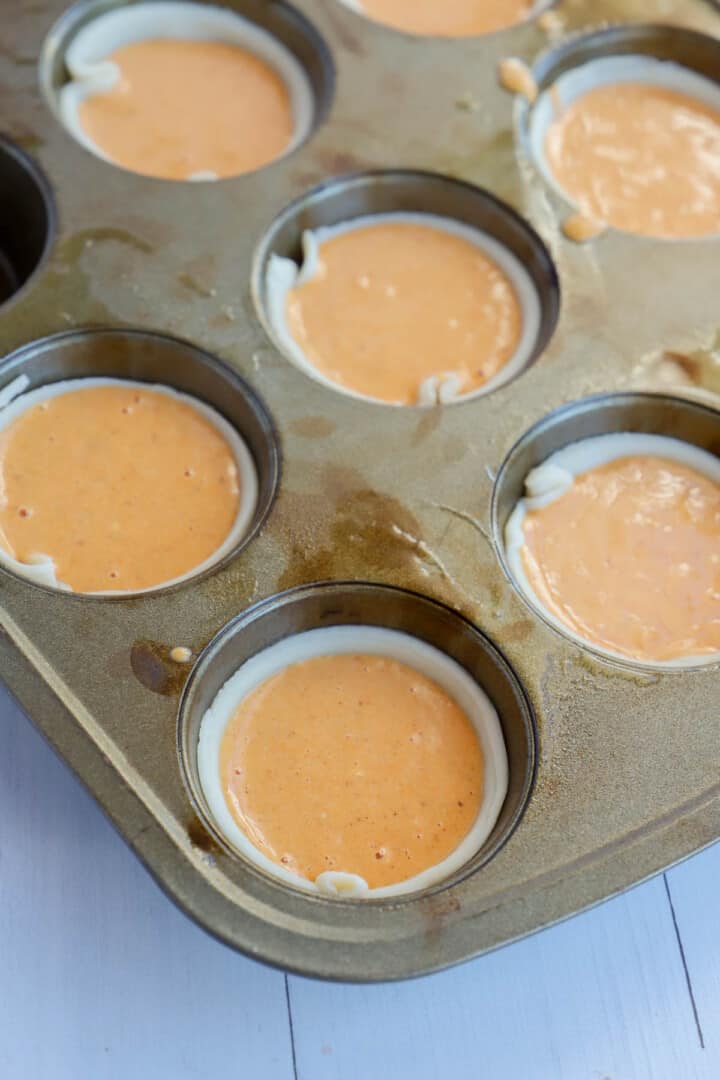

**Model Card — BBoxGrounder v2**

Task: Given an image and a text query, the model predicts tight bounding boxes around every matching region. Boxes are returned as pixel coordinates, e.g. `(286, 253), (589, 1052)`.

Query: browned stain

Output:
(276, 467), (434, 590)
(208, 310), (237, 329)
(187, 814), (224, 856)
(178, 272), (215, 299)
(663, 351), (702, 384)
(0, 44), (36, 67)
(130, 639), (192, 696)
(7, 124), (41, 150)
(537, 774), (561, 800)
(421, 892), (462, 948)
(502, 618), (535, 643)
(0, 80), (36, 136)
(65, 227), (155, 257)
(424, 893), (461, 917)
(24, 227), (155, 329)
(316, 149), (364, 174)
(488, 582), (504, 608)
(287, 416), (337, 439)
(661, 337), (720, 399)
(25, 239), (112, 327)
(122, 215), (176, 249)
(411, 406), (443, 446)
(278, 489), (423, 588)
(293, 150), (366, 188)
(178, 253), (218, 298)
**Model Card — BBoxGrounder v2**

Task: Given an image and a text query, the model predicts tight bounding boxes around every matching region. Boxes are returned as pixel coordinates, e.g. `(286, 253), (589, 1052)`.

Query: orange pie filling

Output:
(529, 58), (720, 239)
(0, 377), (257, 593)
(266, 214), (539, 406)
(505, 433), (720, 665)
(342, 0), (536, 38)
(197, 627), (509, 897)
(58, 4), (313, 180)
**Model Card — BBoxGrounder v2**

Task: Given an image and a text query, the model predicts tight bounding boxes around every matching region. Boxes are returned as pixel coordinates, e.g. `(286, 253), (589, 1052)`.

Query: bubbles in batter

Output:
(0, 376), (258, 594)
(528, 56), (720, 239)
(265, 212), (541, 406)
(197, 626), (509, 898)
(57, 2), (314, 180)
(505, 432), (720, 666)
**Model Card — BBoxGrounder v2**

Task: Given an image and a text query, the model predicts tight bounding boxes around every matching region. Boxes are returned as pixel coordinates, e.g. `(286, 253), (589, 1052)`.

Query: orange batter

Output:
(78, 38), (293, 180)
(220, 653), (485, 888)
(285, 221), (523, 404)
(521, 456), (720, 662)
(357, 0), (534, 37)
(545, 82), (720, 239)
(0, 384), (241, 592)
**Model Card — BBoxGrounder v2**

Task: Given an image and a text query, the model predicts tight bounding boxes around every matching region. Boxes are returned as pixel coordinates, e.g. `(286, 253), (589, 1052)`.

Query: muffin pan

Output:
(0, 0), (719, 981)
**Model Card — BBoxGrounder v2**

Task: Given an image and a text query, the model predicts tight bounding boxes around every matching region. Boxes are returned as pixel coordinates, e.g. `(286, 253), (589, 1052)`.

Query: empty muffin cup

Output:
(180, 582), (537, 900)
(255, 170), (560, 406)
(0, 137), (55, 308)
(0, 329), (279, 595)
(42, 0), (333, 180)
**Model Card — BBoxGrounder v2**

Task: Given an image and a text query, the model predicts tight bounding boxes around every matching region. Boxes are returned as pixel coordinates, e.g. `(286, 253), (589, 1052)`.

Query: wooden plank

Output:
(0, 686), (294, 1080)
(289, 878), (707, 1080)
(3, 673), (718, 1080)
(666, 844), (720, 1059)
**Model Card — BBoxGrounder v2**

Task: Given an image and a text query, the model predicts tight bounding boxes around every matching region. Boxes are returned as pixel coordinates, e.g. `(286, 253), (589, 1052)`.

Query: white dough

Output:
(197, 626), (509, 898)
(57, 1), (314, 179)
(504, 432), (720, 669)
(265, 212), (542, 406)
(0, 376), (258, 594)
(527, 54), (720, 231)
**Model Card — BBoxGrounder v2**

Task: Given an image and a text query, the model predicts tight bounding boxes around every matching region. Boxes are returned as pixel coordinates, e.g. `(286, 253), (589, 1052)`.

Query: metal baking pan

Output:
(0, 0), (719, 980)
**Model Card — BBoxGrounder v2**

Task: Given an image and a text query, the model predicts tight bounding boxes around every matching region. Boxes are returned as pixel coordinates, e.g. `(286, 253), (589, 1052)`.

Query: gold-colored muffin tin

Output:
(0, 0), (719, 981)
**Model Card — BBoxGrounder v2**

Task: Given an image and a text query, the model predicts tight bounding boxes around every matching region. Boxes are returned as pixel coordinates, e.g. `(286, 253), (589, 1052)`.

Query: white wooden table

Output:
(1, 680), (717, 1080)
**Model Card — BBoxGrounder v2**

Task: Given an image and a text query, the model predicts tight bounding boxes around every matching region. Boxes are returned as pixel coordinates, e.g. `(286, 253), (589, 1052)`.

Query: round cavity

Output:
(254, 170), (560, 406)
(521, 25), (720, 239)
(197, 626), (507, 898)
(334, 0), (554, 39)
(41, 0), (334, 181)
(179, 582), (537, 900)
(0, 329), (279, 596)
(0, 137), (55, 308)
(492, 392), (720, 671)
